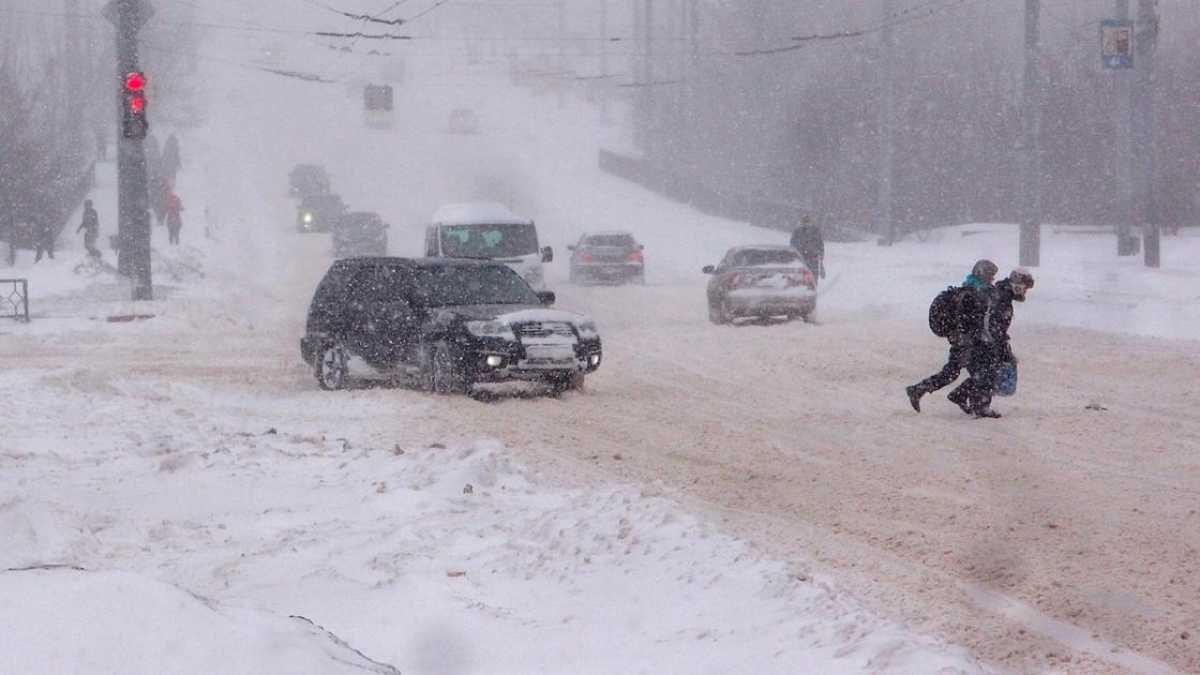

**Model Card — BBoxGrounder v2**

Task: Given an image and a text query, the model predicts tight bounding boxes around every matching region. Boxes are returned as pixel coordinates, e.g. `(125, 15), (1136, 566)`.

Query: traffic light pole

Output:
(111, 0), (153, 300)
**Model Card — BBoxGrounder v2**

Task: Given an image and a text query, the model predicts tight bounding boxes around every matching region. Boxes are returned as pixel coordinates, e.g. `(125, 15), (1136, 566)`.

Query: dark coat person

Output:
(33, 218), (55, 262)
(949, 268), (1034, 418)
(907, 259), (997, 412)
(790, 218), (825, 281)
(77, 200), (100, 258)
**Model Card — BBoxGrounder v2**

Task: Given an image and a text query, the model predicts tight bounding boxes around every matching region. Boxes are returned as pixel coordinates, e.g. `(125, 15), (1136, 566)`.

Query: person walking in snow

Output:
(33, 217), (56, 262)
(161, 134), (181, 182)
(906, 259), (997, 413)
(165, 192), (184, 245)
(77, 200), (101, 258)
(950, 268), (1035, 419)
(790, 215), (825, 283)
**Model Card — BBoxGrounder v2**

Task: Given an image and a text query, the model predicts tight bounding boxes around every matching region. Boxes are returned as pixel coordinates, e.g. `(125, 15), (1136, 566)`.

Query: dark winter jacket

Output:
(78, 207), (99, 236)
(952, 275), (993, 347)
(790, 225), (824, 262)
(982, 278), (1019, 361)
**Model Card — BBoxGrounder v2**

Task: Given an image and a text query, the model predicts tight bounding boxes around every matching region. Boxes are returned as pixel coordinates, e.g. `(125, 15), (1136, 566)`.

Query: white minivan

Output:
(425, 203), (554, 290)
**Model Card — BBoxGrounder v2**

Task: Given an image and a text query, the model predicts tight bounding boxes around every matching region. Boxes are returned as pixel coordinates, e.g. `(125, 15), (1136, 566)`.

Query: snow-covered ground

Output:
(3, 6), (1200, 673)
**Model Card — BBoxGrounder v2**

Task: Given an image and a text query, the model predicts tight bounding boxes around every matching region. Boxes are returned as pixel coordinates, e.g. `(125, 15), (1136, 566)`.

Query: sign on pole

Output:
(1101, 19), (1134, 69)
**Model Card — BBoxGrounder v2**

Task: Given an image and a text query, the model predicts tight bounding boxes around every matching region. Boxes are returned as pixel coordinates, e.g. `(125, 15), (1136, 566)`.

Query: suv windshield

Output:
(411, 265), (541, 307)
(584, 234), (635, 248)
(730, 249), (800, 268)
(440, 223), (538, 258)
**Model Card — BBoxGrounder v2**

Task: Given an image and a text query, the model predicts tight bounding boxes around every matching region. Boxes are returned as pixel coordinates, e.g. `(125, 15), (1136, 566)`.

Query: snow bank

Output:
(0, 568), (397, 675)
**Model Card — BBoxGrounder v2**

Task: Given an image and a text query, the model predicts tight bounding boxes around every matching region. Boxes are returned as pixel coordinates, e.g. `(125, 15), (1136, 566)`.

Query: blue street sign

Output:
(1101, 19), (1133, 70)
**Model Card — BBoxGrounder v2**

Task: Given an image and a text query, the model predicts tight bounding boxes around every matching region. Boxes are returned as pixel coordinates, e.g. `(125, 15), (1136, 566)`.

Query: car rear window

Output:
(731, 249), (800, 267)
(584, 234), (635, 247)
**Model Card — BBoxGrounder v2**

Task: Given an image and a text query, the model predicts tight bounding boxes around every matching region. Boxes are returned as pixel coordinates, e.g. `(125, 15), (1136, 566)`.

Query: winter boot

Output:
(906, 385), (924, 413)
(974, 407), (1002, 419)
(947, 388), (973, 416)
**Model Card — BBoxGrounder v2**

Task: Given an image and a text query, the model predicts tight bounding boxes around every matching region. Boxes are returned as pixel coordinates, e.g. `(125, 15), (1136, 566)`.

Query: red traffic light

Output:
(129, 95), (146, 114)
(125, 71), (147, 92)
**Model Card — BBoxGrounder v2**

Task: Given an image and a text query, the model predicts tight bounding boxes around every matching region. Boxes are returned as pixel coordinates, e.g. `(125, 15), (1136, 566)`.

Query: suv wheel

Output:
(316, 344), (349, 390)
(708, 297), (729, 325)
(429, 341), (470, 395)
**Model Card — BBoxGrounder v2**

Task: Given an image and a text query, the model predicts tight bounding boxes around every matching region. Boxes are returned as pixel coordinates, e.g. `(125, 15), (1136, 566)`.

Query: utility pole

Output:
(556, 0), (566, 109)
(1114, 0), (1135, 256)
(1019, 0), (1042, 267)
(877, 0), (896, 246)
(1134, 0), (1160, 268)
(104, 0), (154, 300)
(599, 0), (610, 124)
(64, 0), (84, 160)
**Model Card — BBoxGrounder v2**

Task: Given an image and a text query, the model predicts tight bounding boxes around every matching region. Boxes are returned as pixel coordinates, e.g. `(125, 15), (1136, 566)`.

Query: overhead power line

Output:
(304, 1), (408, 26)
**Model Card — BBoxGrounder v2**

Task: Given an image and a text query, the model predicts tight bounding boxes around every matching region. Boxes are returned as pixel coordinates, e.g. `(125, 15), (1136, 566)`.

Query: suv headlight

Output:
(466, 320), (516, 340)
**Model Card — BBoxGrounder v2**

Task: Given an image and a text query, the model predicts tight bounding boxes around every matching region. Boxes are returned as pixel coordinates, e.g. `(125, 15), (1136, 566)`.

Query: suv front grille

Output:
(514, 322), (576, 340)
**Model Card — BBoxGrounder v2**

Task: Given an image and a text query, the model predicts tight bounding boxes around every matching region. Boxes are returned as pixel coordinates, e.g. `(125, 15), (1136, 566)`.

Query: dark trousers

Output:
(34, 238), (55, 261)
(914, 344), (971, 394)
(168, 226), (180, 245)
(950, 343), (999, 412)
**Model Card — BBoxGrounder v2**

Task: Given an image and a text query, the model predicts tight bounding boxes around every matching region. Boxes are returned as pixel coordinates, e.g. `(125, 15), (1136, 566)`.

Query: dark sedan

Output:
(568, 231), (645, 285)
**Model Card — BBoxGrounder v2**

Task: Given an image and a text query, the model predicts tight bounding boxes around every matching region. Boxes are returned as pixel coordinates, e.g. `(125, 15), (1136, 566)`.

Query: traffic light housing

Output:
(122, 71), (148, 139)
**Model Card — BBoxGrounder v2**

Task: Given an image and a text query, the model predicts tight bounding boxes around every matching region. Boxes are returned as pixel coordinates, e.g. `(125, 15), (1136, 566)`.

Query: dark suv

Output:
(301, 258), (602, 394)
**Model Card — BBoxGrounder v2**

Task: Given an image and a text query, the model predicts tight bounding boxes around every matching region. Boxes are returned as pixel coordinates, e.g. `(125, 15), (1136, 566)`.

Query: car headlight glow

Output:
(466, 320), (516, 340)
(303, 212), (314, 224)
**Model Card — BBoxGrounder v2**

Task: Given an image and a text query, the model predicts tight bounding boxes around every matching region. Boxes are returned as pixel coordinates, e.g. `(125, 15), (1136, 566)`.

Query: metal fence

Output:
(1, 279), (30, 322)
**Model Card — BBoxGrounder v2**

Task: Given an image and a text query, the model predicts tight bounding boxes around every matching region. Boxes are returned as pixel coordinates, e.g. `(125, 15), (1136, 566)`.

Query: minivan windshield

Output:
(411, 265), (541, 307)
(439, 223), (538, 258)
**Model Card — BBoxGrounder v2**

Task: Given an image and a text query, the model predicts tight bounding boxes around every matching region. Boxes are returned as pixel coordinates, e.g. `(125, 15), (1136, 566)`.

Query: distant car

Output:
(568, 231), (645, 285)
(702, 245), (816, 324)
(333, 212), (388, 258)
(300, 257), (602, 394)
(297, 193), (346, 233)
(448, 108), (480, 134)
(289, 164), (331, 198)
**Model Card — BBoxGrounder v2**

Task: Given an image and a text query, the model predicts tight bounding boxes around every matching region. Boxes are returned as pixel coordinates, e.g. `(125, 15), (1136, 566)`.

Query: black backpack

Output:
(928, 286), (963, 338)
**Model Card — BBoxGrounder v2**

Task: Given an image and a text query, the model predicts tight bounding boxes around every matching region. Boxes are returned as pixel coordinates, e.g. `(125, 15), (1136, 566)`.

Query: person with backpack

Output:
(949, 268), (1035, 418)
(906, 259), (997, 413)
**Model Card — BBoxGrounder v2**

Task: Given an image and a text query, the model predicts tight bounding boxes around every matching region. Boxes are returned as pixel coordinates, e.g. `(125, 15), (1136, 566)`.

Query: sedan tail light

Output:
(580, 252), (594, 263)
(628, 250), (644, 264)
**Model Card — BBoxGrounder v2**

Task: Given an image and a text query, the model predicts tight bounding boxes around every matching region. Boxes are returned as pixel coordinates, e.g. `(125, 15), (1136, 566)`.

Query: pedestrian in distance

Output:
(906, 259), (998, 413)
(161, 134), (181, 182)
(33, 217), (56, 262)
(949, 268), (1035, 419)
(77, 200), (101, 258)
(165, 192), (184, 245)
(790, 215), (826, 283)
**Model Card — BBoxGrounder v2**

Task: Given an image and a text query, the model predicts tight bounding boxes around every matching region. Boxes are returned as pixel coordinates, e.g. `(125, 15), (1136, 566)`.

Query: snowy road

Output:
(4, 34), (1200, 673)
